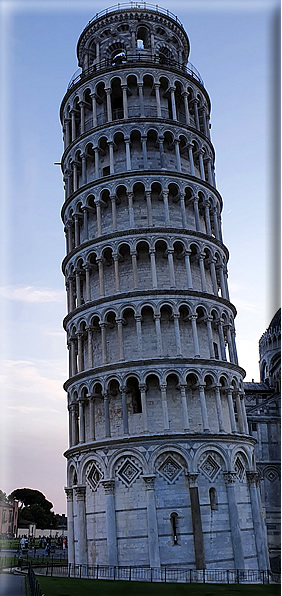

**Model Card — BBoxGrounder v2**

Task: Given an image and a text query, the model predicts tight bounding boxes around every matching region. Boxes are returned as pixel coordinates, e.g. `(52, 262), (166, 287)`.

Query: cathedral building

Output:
(60, 4), (269, 571)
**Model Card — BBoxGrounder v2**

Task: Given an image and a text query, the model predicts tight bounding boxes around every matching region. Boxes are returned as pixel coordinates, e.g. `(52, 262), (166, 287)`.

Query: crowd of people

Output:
(19, 533), (67, 554)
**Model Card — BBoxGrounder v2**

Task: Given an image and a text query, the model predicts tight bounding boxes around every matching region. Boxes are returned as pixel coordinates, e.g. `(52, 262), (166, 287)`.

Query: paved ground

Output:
(0, 573), (26, 596)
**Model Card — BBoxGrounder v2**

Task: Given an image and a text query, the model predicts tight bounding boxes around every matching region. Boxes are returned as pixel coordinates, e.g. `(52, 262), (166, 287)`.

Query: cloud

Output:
(1, 359), (66, 401)
(0, 285), (65, 303)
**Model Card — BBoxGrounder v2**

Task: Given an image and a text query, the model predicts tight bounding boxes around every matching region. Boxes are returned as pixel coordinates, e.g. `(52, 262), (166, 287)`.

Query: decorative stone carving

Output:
(86, 461), (103, 491)
(199, 454), (221, 481)
(157, 455), (183, 484)
(116, 457), (142, 487)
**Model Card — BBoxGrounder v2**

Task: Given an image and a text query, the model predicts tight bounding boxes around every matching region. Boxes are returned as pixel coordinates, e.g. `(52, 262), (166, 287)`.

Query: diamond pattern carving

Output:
(199, 454), (221, 481)
(265, 468), (279, 483)
(117, 458), (141, 487)
(86, 462), (103, 492)
(158, 455), (183, 484)
(234, 457), (245, 482)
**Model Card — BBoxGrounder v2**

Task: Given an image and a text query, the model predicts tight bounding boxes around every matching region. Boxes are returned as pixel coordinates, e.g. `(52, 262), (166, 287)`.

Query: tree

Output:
(0, 490), (8, 502)
(8, 488), (57, 530)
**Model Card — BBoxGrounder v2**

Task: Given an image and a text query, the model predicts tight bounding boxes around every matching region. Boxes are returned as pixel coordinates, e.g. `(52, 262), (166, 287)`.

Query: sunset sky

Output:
(0, 0), (279, 514)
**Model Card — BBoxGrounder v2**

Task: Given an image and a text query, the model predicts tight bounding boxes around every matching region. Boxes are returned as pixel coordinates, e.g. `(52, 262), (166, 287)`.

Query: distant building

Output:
(244, 309), (281, 571)
(0, 499), (18, 537)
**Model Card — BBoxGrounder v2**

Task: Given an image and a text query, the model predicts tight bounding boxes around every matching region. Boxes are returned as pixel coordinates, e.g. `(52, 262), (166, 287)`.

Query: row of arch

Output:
(67, 370), (248, 446)
(63, 184), (223, 253)
(62, 73), (210, 148)
(63, 128), (214, 198)
(66, 301), (238, 375)
(64, 239), (230, 314)
(67, 445), (252, 484)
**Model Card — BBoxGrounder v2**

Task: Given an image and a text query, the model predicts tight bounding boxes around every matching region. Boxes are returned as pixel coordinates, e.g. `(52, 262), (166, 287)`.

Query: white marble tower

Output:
(60, 4), (269, 571)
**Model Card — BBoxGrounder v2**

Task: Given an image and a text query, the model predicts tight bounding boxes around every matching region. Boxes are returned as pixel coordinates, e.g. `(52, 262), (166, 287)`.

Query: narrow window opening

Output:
(170, 512), (179, 544)
(209, 487), (218, 511)
(213, 342), (219, 359)
(103, 166), (110, 176)
(251, 422), (257, 431)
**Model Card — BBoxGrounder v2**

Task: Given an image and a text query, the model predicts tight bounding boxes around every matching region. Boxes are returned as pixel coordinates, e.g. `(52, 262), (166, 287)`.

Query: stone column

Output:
(167, 249), (176, 287)
(150, 249), (158, 288)
(125, 138), (131, 171)
(210, 259), (218, 295)
(110, 195), (117, 231)
(74, 214), (80, 247)
(198, 384), (209, 432)
(145, 191), (153, 226)
(64, 488), (75, 565)
(97, 257), (104, 296)
(113, 253), (120, 293)
(121, 85), (128, 119)
(105, 88), (112, 122)
(143, 476), (161, 567)
(94, 147), (99, 179)
(127, 192), (135, 228)
(223, 266), (230, 301)
(82, 206), (88, 238)
(154, 314), (162, 356)
(204, 201), (212, 235)
(78, 399), (85, 443)
(109, 141), (114, 174)
(159, 136), (165, 169)
(75, 271), (81, 306)
(186, 473), (205, 569)
(96, 201), (102, 235)
(68, 404), (72, 447)
(235, 392), (244, 433)
(81, 154), (87, 186)
(140, 384), (148, 433)
(74, 486), (87, 565)
(180, 384), (190, 431)
(85, 266), (91, 302)
(246, 472), (269, 570)
(192, 99), (200, 130)
(70, 338), (77, 375)
(224, 472), (245, 570)
(77, 333), (84, 372)
(103, 393), (110, 437)
(79, 101), (85, 134)
(206, 316), (215, 358)
(140, 137), (147, 170)
(102, 480), (118, 566)
(211, 207), (220, 239)
(183, 92), (190, 124)
(138, 83), (145, 117)
(90, 93), (97, 127)
(117, 318), (124, 361)
(193, 197), (200, 231)
(198, 150), (205, 180)
(214, 385), (224, 432)
(188, 144), (195, 176)
(227, 389), (237, 433)
(71, 404), (78, 445)
(175, 139), (181, 171)
(217, 265), (227, 299)
(205, 156), (214, 186)
(160, 384), (169, 431)
(99, 322), (107, 364)
(135, 314), (143, 356)
(185, 250), (193, 288)
(89, 396), (95, 441)
(87, 326), (93, 368)
(154, 83), (161, 117)
(71, 110), (76, 141)
(121, 387), (129, 435)
(174, 313), (182, 356)
(180, 193), (187, 228)
(240, 393), (249, 434)
(217, 318), (227, 361)
(231, 328), (239, 365)
(65, 118), (71, 146)
(170, 86), (177, 120)
(190, 314), (200, 357)
(199, 254), (207, 292)
(226, 325), (235, 362)
(162, 190), (170, 225)
(131, 251), (138, 289)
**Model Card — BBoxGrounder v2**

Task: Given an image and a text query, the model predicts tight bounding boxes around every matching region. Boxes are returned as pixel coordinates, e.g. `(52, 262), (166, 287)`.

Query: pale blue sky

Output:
(0, 0), (279, 513)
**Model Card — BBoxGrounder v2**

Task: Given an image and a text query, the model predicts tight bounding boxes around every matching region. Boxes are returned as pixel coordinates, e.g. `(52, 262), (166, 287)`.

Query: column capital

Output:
(223, 471), (237, 485)
(64, 487), (73, 501)
(139, 384), (147, 392)
(186, 473), (198, 487)
(142, 475), (156, 490)
(74, 485), (86, 501)
(160, 383), (167, 392)
(246, 471), (260, 487)
(102, 479), (115, 494)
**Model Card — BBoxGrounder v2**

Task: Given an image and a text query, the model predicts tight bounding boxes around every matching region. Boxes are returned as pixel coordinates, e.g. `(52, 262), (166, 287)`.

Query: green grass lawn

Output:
(38, 577), (280, 596)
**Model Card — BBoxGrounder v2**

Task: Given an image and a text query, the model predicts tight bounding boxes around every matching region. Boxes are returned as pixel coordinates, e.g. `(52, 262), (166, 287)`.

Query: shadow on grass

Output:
(38, 577), (281, 596)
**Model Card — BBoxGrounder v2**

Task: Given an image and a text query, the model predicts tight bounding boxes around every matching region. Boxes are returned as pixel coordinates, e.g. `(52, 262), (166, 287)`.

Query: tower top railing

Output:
(67, 54), (204, 90)
(83, 3), (184, 31)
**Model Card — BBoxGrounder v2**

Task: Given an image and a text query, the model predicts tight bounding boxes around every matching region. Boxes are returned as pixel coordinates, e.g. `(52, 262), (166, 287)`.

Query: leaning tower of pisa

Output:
(60, 4), (269, 571)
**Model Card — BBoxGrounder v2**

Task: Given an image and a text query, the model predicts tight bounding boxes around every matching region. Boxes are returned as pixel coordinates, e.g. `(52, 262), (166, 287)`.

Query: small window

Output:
(213, 342), (219, 359)
(251, 423), (257, 431)
(103, 166), (110, 176)
(209, 487), (218, 511)
(170, 512), (179, 544)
